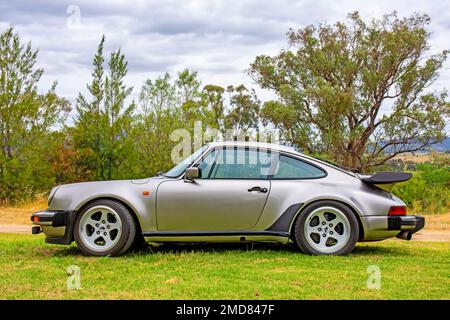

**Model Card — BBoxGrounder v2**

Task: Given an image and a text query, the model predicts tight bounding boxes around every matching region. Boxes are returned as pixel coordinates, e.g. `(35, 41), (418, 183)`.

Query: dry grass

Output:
(0, 199), (47, 225)
(393, 153), (434, 163)
(425, 212), (450, 231)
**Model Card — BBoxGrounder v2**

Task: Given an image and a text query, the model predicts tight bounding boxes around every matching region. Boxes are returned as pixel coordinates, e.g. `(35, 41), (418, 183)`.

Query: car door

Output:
(156, 147), (276, 231)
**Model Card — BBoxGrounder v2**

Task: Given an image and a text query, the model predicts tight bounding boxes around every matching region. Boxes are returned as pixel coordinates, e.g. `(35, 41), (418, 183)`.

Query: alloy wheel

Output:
(303, 206), (351, 254)
(78, 205), (123, 252)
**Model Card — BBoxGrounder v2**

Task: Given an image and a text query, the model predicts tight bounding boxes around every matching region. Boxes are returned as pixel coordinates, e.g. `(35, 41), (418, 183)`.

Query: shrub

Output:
(392, 162), (449, 214)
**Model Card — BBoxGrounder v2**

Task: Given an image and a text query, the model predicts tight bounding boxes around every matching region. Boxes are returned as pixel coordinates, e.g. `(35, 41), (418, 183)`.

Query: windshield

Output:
(164, 145), (208, 178)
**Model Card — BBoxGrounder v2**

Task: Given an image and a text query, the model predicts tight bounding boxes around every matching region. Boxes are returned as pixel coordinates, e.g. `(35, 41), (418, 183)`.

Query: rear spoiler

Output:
(360, 172), (412, 185)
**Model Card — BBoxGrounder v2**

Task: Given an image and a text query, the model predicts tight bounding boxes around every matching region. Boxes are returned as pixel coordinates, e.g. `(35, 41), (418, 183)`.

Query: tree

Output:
(176, 69), (209, 129)
(130, 73), (181, 177)
(49, 131), (92, 184)
(0, 27), (69, 203)
(250, 12), (449, 171)
(73, 36), (135, 180)
(176, 69), (202, 106)
(103, 49), (135, 179)
(225, 84), (261, 137)
(73, 36), (105, 180)
(202, 84), (226, 135)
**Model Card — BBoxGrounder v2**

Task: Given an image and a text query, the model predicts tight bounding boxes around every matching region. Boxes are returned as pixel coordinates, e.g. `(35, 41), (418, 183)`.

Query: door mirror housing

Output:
(185, 167), (201, 180)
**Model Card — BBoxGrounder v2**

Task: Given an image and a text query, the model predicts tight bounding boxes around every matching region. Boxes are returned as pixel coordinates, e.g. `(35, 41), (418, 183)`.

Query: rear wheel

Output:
(293, 201), (359, 255)
(74, 199), (136, 256)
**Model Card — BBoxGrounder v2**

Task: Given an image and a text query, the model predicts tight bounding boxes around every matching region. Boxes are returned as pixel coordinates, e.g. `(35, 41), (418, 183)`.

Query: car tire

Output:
(73, 199), (137, 256)
(129, 233), (147, 251)
(293, 201), (359, 256)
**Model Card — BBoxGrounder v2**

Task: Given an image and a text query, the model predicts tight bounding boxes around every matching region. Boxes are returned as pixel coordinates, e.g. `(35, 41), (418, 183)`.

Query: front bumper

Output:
(361, 215), (425, 241)
(31, 210), (76, 245)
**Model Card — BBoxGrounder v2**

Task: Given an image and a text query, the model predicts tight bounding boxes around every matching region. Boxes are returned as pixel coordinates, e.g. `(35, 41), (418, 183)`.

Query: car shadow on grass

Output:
(145, 242), (409, 256)
(50, 241), (409, 258)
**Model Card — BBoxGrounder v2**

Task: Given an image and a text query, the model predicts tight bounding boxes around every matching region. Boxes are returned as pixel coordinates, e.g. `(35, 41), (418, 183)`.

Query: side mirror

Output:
(185, 167), (201, 181)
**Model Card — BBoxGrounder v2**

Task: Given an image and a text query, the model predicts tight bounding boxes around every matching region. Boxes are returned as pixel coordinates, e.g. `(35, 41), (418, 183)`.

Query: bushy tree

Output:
(129, 72), (181, 177)
(225, 84), (260, 137)
(0, 27), (69, 204)
(250, 12), (449, 171)
(73, 36), (135, 180)
(202, 84), (226, 135)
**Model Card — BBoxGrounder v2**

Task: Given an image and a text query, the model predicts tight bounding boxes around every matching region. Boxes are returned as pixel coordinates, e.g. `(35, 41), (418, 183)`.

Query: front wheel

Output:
(73, 199), (137, 256)
(293, 201), (359, 255)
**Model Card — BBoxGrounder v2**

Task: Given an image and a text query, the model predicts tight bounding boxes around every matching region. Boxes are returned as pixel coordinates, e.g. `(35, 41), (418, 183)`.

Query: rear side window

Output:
(272, 155), (326, 179)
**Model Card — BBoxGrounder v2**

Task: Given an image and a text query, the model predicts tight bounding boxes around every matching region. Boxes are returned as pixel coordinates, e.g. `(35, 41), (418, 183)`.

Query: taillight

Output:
(388, 206), (407, 216)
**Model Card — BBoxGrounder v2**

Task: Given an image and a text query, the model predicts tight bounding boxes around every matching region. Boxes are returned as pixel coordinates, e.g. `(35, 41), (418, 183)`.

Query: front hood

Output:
(131, 176), (166, 184)
(58, 176), (164, 188)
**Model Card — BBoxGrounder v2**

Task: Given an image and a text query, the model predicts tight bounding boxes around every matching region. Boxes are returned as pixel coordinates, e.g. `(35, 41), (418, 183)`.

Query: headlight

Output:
(48, 185), (61, 206)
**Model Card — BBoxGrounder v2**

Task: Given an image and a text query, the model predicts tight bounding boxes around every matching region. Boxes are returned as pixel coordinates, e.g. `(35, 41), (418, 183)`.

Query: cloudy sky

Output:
(0, 0), (449, 106)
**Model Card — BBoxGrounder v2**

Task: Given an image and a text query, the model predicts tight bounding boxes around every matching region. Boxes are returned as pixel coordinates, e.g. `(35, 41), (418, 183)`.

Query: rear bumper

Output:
(388, 215), (425, 233)
(31, 210), (76, 245)
(361, 215), (425, 241)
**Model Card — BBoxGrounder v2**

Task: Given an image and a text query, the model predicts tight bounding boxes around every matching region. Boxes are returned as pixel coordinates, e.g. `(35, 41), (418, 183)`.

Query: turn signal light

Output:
(32, 216), (40, 222)
(388, 206), (407, 216)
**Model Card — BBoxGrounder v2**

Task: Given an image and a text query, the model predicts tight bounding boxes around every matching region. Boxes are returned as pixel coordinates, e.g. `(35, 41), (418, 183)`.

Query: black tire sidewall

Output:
(294, 201), (359, 256)
(73, 199), (136, 256)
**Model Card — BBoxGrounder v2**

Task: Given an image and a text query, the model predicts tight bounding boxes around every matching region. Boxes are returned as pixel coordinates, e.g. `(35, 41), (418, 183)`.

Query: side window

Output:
(197, 150), (216, 178)
(272, 155), (326, 179)
(199, 148), (275, 179)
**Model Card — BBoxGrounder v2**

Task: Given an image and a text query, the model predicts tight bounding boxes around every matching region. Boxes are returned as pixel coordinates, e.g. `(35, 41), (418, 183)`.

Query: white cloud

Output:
(0, 0), (449, 110)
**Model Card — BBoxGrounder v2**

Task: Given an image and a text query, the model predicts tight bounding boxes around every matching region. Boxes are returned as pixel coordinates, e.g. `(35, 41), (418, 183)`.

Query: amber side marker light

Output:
(388, 206), (407, 216)
(142, 191), (150, 196)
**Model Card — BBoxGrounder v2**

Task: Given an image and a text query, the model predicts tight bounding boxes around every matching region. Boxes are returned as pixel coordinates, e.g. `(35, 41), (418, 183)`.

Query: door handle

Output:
(248, 186), (268, 193)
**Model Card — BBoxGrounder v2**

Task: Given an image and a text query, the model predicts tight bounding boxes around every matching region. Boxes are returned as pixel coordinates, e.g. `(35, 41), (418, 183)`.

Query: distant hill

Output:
(431, 137), (450, 152)
(384, 137), (450, 154)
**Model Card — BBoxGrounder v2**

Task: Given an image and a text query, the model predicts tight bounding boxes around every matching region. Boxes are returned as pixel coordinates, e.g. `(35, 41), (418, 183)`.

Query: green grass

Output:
(0, 233), (448, 299)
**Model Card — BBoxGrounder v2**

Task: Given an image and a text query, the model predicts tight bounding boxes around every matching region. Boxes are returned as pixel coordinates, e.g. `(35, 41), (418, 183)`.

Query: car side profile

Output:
(31, 141), (425, 256)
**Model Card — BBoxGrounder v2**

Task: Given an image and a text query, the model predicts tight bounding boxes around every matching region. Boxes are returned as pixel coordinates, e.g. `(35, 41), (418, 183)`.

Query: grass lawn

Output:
(0, 233), (448, 300)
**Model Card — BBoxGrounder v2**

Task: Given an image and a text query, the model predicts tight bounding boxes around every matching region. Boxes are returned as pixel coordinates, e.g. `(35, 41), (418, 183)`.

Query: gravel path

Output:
(411, 231), (450, 242)
(0, 224), (32, 234)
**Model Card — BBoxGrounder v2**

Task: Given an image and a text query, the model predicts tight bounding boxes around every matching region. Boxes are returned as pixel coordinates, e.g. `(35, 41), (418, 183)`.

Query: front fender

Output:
(48, 179), (163, 232)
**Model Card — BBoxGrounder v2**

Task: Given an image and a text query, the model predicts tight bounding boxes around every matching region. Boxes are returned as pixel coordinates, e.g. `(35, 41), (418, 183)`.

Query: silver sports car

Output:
(31, 141), (424, 256)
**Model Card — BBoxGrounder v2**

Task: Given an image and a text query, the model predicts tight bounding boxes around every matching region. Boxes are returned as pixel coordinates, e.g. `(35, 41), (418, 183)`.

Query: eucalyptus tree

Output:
(225, 84), (261, 138)
(0, 27), (69, 203)
(250, 12), (449, 170)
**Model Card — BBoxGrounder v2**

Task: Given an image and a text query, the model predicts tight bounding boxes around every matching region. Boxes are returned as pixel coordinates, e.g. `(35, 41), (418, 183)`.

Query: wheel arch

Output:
(75, 197), (143, 236)
(289, 199), (365, 241)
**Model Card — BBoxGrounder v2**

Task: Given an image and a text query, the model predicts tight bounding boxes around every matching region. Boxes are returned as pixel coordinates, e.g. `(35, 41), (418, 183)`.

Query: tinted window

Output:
(272, 155), (326, 179)
(165, 145), (208, 178)
(198, 148), (276, 179)
(197, 149), (216, 178)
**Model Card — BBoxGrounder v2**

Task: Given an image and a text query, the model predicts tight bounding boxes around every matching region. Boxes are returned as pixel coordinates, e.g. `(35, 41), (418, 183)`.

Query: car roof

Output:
(207, 141), (300, 154)
(205, 141), (357, 177)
